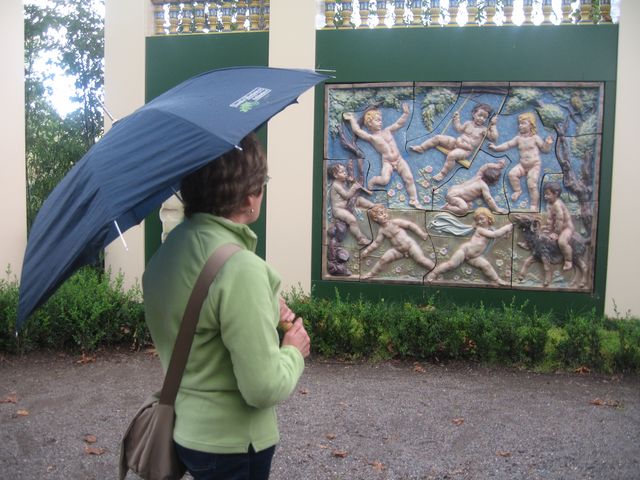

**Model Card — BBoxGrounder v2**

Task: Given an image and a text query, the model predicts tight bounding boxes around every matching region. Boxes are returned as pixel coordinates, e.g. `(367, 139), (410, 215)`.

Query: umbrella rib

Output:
(113, 220), (129, 251)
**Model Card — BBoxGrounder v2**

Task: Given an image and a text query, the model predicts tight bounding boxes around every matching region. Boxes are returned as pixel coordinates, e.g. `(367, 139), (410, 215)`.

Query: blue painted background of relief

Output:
(322, 82), (603, 291)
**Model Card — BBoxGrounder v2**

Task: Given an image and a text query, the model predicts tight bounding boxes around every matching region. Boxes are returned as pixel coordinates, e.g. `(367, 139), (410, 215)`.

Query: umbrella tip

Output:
(234, 145), (243, 152)
(97, 98), (118, 123)
(315, 68), (336, 78)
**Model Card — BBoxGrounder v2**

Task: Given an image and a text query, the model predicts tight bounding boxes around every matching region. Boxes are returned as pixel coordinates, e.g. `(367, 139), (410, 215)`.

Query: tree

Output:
(53, 0), (105, 149)
(24, 1), (104, 228)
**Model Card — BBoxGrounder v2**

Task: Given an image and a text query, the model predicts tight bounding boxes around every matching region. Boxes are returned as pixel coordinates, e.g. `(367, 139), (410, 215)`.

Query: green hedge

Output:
(284, 288), (640, 374)
(0, 267), (149, 353)
(2, 273), (639, 373)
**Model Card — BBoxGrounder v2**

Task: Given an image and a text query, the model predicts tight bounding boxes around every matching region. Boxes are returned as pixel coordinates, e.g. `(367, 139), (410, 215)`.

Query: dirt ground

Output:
(1, 349), (639, 480)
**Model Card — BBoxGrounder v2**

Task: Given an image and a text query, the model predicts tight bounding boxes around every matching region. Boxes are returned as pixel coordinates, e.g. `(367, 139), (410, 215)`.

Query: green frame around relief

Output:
(313, 25), (618, 316)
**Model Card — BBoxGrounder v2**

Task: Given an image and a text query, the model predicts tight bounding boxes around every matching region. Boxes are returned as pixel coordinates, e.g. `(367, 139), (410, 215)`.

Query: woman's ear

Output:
(246, 190), (263, 214)
(247, 191), (262, 206)
(241, 194), (253, 207)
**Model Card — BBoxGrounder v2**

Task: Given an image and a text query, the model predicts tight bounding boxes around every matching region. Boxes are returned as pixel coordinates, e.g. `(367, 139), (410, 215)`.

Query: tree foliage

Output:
(418, 87), (458, 132)
(327, 87), (414, 138)
(54, 0), (105, 149)
(24, 1), (104, 228)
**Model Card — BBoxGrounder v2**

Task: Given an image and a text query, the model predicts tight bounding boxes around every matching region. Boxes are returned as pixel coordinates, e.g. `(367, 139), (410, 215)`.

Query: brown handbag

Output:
(119, 244), (242, 480)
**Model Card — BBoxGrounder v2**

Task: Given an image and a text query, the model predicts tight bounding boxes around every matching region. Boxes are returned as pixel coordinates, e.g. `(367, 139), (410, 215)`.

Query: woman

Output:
(143, 132), (311, 480)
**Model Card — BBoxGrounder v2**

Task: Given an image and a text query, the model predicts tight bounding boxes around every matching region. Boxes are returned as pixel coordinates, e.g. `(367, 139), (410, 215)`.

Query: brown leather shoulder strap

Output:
(159, 243), (242, 405)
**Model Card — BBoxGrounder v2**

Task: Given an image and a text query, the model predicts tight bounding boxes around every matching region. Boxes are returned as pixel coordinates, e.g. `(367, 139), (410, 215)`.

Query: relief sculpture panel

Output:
(322, 82), (603, 291)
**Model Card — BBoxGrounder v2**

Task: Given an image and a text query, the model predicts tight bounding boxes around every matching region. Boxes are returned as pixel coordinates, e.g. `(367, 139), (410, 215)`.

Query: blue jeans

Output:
(174, 442), (275, 480)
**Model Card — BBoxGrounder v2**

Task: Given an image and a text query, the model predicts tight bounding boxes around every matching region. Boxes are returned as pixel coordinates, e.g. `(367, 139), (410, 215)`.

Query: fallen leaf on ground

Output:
(325, 433), (336, 440)
(332, 449), (348, 458)
(298, 388), (309, 395)
(318, 443), (329, 449)
(370, 461), (385, 472)
(145, 348), (158, 356)
(16, 409), (30, 416)
(46, 466), (56, 472)
(83, 434), (97, 444)
(496, 450), (512, 457)
(413, 362), (426, 373)
(590, 398), (621, 408)
(76, 353), (96, 364)
(1, 393), (18, 404)
(575, 366), (591, 374)
(84, 446), (105, 455)
(452, 417), (464, 426)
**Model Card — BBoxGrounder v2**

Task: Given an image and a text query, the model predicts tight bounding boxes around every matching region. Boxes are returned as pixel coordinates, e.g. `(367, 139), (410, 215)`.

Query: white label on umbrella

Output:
(229, 87), (272, 111)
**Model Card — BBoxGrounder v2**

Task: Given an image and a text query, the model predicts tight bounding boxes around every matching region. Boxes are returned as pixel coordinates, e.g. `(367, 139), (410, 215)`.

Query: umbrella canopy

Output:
(17, 66), (328, 329)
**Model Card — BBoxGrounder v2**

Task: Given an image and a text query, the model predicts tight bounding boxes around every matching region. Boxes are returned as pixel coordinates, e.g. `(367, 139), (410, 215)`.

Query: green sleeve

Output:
(216, 252), (304, 409)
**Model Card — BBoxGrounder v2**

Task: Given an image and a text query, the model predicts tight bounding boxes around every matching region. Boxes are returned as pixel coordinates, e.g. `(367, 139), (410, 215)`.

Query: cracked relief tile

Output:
(322, 81), (603, 292)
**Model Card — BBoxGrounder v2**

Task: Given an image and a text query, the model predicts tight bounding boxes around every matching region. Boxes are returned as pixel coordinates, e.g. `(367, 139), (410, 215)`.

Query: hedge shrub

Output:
(285, 288), (640, 374)
(2, 273), (639, 373)
(1, 267), (148, 353)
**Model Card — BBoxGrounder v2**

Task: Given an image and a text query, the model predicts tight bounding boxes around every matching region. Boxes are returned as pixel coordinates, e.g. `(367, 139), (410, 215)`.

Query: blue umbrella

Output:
(17, 66), (328, 329)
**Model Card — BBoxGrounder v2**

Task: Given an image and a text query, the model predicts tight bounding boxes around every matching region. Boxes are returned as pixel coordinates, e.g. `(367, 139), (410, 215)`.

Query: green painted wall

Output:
(313, 26), (618, 315)
(144, 33), (269, 263)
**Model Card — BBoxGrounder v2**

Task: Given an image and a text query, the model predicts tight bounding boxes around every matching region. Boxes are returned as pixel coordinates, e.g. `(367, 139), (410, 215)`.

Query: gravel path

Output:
(1, 350), (639, 479)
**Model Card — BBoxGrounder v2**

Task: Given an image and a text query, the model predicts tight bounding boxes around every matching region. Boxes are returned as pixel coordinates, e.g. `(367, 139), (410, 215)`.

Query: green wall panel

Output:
(145, 33), (269, 263)
(315, 26), (618, 82)
(313, 26), (618, 316)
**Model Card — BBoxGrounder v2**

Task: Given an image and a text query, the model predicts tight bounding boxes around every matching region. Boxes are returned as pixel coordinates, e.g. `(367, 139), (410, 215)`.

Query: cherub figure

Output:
(488, 112), (554, 211)
(343, 104), (421, 208)
(542, 182), (575, 271)
(328, 163), (374, 246)
(361, 204), (434, 280)
(443, 159), (508, 216)
(426, 207), (513, 286)
(410, 103), (498, 182)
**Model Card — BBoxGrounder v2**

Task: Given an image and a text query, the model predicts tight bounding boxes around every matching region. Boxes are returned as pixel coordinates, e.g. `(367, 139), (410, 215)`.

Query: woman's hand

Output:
(279, 297), (296, 325)
(282, 319), (311, 358)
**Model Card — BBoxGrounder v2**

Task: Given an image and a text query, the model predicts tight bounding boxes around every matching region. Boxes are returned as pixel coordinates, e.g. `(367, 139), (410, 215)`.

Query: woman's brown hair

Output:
(181, 133), (267, 218)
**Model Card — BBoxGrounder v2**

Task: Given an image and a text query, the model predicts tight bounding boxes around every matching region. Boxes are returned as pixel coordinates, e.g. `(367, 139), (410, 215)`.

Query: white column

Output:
(103, 0), (152, 290)
(606, 1), (640, 317)
(1, 0), (27, 281)
(267, 0), (317, 293)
